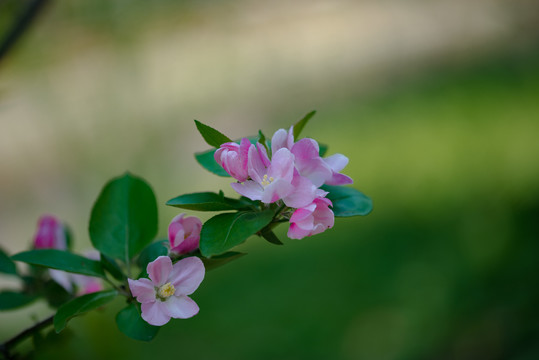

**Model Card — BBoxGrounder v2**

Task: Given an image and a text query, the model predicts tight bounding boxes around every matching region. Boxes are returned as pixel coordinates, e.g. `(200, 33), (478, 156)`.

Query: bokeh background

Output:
(1, 0), (539, 359)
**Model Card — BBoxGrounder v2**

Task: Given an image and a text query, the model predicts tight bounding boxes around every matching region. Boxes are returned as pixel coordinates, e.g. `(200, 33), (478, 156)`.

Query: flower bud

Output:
(33, 215), (66, 250)
(169, 213), (202, 255)
(214, 138), (251, 182)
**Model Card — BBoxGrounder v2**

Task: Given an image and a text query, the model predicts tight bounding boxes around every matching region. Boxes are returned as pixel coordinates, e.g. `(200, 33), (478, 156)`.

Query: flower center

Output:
(157, 282), (176, 300)
(261, 174), (274, 187)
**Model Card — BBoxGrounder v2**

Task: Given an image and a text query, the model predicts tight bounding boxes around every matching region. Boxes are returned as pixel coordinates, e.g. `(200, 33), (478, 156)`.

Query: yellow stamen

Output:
(157, 282), (176, 299)
(261, 174), (273, 187)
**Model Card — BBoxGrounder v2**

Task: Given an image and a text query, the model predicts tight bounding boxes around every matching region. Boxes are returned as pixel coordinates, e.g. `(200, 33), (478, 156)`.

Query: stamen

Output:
(157, 282), (176, 300)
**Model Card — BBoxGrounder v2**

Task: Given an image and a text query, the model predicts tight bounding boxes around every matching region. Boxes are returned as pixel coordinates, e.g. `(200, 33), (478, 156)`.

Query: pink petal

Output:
(171, 235), (199, 255)
(271, 129), (289, 152)
(141, 301), (171, 326)
(287, 223), (311, 240)
(260, 178), (294, 204)
(283, 173), (317, 208)
(128, 278), (156, 303)
(291, 138), (320, 161)
(147, 256), (172, 286)
(324, 154), (349, 172)
(169, 223), (186, 248)
(326, 173), (354, 185)
(268, 148), (295, 182)
(247, 144), (266, 183)
(231, 181), (263, 201)
(271, 127), (294, 153)
(290, 206), (316, 223)
(169, 256), (205, 295)
(164, 295), (199, 319)
(256, 143), (271, 167)
(181, 216), (202, 237)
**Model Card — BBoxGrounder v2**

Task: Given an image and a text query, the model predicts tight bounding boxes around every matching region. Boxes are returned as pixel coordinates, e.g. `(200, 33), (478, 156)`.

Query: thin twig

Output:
(0, 314), (54, 359)
(0, 0), (51, 64)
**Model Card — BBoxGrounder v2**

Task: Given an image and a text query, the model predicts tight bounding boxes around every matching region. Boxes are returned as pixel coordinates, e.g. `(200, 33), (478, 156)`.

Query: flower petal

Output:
(268, 148), (295, 182)
(283, 173), (317, 208)
(141, 301), (171, 326)
(230, 181), (263, 201)
(147, 256), (172, 286)
(287, 223), (311, 240)
(169, 256), (205, 295)
(324, 154), (349, 172)
(247, 144), (266, 183)
(128, 278), (156, 303)
(164, 295), (199, 319)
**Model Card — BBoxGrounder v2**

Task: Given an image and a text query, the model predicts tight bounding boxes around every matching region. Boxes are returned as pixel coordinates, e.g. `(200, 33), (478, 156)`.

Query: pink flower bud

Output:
(33, 215), (66, 250)
(287, 196), (335, 239)
(214, 138), (251, 182)
(168, 214), (202, 255)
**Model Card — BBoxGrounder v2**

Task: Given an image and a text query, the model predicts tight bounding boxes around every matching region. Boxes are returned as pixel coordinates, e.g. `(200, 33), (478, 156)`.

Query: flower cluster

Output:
(215, 127), (352, 239)
(127, 212), (204, 326)
(4, 115), (371, 345)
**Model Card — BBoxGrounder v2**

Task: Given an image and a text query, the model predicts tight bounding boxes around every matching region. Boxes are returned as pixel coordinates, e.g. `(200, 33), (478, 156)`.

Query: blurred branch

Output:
(0, 315), (53, 359)
(0, 0), (51, 65)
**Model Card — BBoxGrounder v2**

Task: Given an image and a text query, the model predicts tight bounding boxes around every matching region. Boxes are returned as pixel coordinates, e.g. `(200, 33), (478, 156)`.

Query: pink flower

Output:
(271, 128), (353, 187)
(231, 145), (296, 204)
(214, 138), (251, 182)
(128, 256), (205, 326)
(287, 194), (335, 239)
(168, 214), (202, 255)
(33, 215), (66, 250)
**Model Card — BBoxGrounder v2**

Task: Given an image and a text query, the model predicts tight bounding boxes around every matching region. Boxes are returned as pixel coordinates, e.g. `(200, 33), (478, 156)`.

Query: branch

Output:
(0, 314), (54, 359)
(0, 0), (51, 64)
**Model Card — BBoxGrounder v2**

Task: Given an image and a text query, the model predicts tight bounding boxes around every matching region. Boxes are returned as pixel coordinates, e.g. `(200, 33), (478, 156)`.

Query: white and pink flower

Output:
(168, 213), (202, 255)
(287, 195), (335, 240)
(128, 256), (205, 326)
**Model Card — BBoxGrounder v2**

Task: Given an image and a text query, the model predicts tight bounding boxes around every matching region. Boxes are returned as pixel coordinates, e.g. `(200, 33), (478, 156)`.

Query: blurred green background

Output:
(1, 0), (539, 359)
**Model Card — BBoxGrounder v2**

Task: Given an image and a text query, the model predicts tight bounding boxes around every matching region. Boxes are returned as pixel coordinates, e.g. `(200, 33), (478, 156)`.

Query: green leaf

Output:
(293, 110), (316, 140)
(89, 173), (158, 261)
(319, 143), (328, 157)
(322, 185), (373, 217)
(200, 210), (275, 257)
(116, 303), (159, 341)
(0, 291), (39, 311)
(100, 254), (125, 281)
(260, 228), (284, 245)
(194, 120), (232, 148)
(54, 289), (118, 333)
(43, 280), (72, 308)
(12, 249), (106, 278)
(137, 240), (168, 270)
(0, 247), (17, 276)
(166, 191), (251, 211)
(201, 251), (246, 271)
(257, 130), (269, 153)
